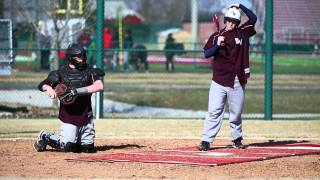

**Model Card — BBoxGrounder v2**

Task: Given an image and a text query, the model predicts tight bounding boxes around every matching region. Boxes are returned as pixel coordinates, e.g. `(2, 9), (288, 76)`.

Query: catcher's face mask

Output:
(66, 43), (87, 70)
(70, 54), (87, 70)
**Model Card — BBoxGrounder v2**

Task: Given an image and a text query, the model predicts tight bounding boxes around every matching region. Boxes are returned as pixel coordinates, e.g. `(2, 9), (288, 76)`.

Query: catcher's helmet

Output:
(66, 43), (87, 70)
(224, 7), (241, 26)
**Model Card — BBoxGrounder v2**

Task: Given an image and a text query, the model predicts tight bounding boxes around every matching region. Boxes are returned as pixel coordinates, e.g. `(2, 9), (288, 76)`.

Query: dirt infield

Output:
(1, 139), (319, 179)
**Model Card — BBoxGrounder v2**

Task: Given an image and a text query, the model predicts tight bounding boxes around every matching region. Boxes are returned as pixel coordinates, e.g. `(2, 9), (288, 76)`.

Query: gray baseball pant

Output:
(201, 80), (245, 143)
(50, 119), (95, 146)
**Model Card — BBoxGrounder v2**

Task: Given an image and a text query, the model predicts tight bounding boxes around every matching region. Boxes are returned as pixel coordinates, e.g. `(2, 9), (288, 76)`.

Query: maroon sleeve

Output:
(92, 73), (100, 82)
(37, 70), (60, 91)
(203, 32), (219, 50)
(90, 68), (105, 82)
(239, 21), (256, 38)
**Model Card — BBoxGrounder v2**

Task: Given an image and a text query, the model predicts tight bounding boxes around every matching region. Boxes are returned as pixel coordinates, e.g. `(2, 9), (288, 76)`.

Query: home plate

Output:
(67, 143), (320, 166)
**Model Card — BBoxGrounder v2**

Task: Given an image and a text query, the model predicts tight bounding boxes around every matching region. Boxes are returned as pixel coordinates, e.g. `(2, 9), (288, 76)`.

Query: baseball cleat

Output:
(34, 130), (47, 152)
(198, 141), (210, 151)
(232, 138), (245, 149)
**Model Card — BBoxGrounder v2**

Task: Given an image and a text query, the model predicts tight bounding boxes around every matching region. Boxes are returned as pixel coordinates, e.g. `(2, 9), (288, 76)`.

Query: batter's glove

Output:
(55, 83), (78, 105)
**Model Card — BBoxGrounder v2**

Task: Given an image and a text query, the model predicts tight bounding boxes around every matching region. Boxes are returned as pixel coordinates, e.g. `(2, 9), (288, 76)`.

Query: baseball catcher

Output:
(34, 43), (105, 153)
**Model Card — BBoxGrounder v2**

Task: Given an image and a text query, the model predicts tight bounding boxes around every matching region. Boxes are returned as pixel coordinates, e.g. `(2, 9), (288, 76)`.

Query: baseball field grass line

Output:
(106, 89), (320, 113)
(0, 119), (319, 140)
(1, 72), (320, 86)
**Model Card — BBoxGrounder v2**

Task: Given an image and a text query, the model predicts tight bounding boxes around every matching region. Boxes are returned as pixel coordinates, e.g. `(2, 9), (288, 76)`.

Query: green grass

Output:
(106, 73), (320, 87)
(15, 60), (38, 65)
(1, 72), (319, 115)
(250, 54), (320, 74)
(0, 119), (319, 140)
(148, 64), (211, 73)
(2, 72), (320, 87)
(106, 89), (320, 114)
(245, 90), (320, 114)
(250, 54), (320, 64)
(104, 73), (320, 114)
(144, 53), (320, 74)
(107, 89), (209, 110)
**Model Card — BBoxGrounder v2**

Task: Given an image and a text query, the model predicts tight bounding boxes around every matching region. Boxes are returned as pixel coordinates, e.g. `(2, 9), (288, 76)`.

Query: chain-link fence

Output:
(0, 46), (319, 119)
(0, 0), (319, 119)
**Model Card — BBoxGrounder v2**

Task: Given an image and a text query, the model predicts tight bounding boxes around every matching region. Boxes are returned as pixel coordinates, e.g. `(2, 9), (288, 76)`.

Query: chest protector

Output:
(59, 66), (92, 88)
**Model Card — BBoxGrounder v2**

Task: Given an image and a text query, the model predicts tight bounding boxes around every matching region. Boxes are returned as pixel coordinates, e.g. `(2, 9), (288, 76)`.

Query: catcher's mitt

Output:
(55, 84), (77, 105)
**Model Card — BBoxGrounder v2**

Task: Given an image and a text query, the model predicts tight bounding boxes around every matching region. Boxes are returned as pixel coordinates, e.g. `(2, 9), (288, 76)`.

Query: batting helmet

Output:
(66, 43), (87, 70)
(224, 7), (241, 26)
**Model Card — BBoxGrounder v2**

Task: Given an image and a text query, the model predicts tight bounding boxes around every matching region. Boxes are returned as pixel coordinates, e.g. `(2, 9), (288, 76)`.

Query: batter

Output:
(199, 3), (257, 151)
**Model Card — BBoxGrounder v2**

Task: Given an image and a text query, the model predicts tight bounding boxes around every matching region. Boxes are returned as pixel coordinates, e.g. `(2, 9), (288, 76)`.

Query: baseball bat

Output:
(212, 14), (225, 46)
(212, 14), (220, 32)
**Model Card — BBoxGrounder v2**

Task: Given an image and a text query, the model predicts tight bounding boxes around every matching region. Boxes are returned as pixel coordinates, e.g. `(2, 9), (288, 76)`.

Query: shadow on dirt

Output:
(42, 144), (146, 153)
(206, 140), (312, 151)
(247, 140), (310, 147)
(95, 144), (146, 152)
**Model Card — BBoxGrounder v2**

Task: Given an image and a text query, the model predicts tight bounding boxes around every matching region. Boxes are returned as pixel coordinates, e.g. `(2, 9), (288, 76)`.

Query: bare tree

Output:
(13, 0), (95, 70)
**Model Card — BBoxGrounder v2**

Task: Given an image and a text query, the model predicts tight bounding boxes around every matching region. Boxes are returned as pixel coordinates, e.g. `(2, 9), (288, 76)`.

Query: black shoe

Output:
(199, 141), (210, 151)
(34, 130), (47, 152)
(232, 138), (245, 149)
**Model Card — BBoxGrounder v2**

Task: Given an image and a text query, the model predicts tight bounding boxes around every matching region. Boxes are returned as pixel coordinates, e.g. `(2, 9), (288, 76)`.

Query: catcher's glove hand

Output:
(55, 84), (78, 105)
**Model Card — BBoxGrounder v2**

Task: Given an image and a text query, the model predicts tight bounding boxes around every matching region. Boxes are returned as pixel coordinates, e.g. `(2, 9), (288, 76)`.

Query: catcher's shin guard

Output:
(81, 143), (95, 153)
(43, 134), (63, 151)
(35, 132), (80, 152)
(63, 142), (81, 152)
(45, 136), (80, 152)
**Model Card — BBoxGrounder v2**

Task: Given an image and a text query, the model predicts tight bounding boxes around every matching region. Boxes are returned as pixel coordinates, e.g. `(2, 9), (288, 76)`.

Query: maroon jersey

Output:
(204, 21), (256, 87)
(59, 93), (94, 126)
(38, 66), (102, 126)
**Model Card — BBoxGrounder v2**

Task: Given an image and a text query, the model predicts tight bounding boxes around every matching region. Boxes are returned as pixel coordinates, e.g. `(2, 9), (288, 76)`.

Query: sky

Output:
(219, 0), (252, 8)
(200, 0), (252, 13)
(127, 0), (252, 13)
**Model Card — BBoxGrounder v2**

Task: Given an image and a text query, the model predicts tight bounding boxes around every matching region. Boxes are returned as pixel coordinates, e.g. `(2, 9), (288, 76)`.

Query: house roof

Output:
(104, 1), (144, 23)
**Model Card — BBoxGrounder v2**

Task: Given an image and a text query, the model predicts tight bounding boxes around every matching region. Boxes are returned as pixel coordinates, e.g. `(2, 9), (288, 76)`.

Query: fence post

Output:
(265, 0), (273, 120)
(95, 0), (104, 119)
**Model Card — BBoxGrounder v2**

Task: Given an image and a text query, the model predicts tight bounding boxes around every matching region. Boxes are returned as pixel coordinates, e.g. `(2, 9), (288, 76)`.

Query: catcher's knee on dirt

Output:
(50, 141), (80, 152)
(63, 142), (81, 152)
(81, 143), (95, 153)
(44, 135), (80, 152)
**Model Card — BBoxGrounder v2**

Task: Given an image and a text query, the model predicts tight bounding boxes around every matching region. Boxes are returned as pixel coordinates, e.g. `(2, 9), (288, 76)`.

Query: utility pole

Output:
(191, 0), (198, 51)
(95, 0), (104, 119)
